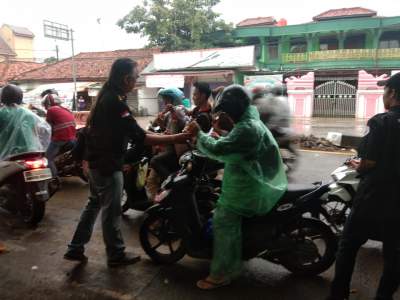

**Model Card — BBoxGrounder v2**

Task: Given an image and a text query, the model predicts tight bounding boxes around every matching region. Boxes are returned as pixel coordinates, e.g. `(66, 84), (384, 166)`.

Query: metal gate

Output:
(313, 80), (357, 118)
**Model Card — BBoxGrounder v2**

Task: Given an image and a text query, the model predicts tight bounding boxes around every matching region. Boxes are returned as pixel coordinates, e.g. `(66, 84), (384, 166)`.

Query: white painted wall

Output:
(138, 87), (159, 116)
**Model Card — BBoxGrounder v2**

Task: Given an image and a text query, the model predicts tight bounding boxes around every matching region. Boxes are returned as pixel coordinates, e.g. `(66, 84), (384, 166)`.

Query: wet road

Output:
(0, 151), (398, 300)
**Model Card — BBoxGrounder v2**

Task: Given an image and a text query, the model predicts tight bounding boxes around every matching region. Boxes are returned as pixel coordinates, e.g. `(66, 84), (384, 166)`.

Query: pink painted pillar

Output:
(356, 70), (389, 119)
(285, 72), (315, 117)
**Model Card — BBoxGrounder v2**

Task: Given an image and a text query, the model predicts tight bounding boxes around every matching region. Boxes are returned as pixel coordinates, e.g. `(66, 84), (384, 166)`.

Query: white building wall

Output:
(138, 87), (159, 116)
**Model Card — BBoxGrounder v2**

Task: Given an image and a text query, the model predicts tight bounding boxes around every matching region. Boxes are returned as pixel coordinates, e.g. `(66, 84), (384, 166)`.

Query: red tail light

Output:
(23, 158), (48, 169)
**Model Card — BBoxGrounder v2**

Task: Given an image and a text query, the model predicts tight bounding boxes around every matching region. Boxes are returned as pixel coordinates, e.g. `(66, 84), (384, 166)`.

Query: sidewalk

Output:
(291, 117), (367, 138)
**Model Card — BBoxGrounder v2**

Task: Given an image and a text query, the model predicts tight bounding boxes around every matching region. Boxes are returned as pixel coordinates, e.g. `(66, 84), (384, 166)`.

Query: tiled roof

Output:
(13, 48), (160, 83)
(3, 24), (34, 38)
(313, 7), (377, 21)
(237, 17), (277, 27)
(0, 36), (16, 57)
(0, 61), (44, 85)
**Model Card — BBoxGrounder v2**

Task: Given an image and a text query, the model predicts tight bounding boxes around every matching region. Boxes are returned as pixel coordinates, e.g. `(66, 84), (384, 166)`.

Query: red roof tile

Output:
(313, 7), (377, 21)
(13, 48), (160, 83)
(0, 61), (44, 85)
(237, 17), (277, 27)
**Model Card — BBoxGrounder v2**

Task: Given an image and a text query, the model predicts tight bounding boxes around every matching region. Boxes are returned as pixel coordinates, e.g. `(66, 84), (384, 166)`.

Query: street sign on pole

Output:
(43, 20), (77, 110)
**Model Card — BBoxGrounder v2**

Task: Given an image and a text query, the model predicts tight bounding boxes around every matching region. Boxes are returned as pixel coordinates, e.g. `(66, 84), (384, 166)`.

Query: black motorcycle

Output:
(0, 152), (53, 225)
(139, 151), (338, 276)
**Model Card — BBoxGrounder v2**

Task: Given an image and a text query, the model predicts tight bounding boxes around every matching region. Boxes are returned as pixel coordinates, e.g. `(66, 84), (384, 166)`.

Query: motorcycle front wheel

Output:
(140, 212), (186, 264)
(279, 218), (337, 276)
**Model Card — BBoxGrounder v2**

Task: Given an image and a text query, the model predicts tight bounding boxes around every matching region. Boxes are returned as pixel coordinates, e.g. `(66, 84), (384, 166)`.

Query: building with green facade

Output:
(231, 7), (400, 118)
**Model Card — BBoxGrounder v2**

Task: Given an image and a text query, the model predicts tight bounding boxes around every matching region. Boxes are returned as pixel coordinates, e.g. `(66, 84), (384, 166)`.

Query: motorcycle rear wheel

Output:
(279, 218), (337, 276)
(20, 194), (45, 226)
(140, 213), (186, 264)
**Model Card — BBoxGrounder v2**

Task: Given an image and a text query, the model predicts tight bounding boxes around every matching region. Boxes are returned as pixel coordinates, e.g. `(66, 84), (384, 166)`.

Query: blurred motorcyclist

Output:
(252, 84), (291, 134)
(0, 84), (51, 160)
(41, 89), (76, 178)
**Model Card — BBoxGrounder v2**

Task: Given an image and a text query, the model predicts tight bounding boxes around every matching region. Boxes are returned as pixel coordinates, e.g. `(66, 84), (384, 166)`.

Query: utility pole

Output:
(55, 44), (59, 61)
(70, 29), (77, 110)
(43, 20), (78, 110)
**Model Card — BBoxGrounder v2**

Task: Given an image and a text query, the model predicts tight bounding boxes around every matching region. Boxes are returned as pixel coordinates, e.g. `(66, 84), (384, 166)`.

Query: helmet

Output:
(157, 87), (184, 106)
(213, 85), (250, 123)
(41, 92), (61, 108)
(271, 84), (287, 97)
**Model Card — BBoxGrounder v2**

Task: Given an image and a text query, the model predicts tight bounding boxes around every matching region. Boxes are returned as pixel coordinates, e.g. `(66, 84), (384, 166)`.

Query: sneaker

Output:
(107, 252), (141, 267)
(64, 251), (88, 262)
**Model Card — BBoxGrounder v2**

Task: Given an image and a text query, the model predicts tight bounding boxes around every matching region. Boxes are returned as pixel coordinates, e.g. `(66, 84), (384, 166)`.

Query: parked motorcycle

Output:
(139, 150), (338, 276)
(0, 152), (53, 225)
(316, 158), (358, 234)
(53, 141), (88, 183)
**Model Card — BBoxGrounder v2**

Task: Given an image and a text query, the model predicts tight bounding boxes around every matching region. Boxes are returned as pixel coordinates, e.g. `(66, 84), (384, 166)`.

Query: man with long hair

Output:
(64, 58), (190, 267)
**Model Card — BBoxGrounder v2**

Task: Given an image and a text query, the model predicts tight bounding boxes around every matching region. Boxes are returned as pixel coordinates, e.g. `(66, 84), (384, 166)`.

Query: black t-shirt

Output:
(354, 106), (400, 221)
(86, 90), (146, 175)
(358, 106), (400, 182)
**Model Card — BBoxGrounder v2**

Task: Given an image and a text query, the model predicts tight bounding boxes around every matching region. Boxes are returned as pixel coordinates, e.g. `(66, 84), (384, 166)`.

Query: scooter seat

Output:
(281, 183), (320, 202)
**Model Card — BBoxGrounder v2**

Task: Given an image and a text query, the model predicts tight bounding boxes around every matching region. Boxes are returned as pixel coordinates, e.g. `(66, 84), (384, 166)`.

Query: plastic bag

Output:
(136, 161), (149, 189)
(196, 105), (288, 217)
(0, 105), (51, 160)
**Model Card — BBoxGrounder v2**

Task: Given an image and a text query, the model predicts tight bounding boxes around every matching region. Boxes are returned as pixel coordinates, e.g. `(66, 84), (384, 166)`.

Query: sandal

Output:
(196, 277), (231, 290)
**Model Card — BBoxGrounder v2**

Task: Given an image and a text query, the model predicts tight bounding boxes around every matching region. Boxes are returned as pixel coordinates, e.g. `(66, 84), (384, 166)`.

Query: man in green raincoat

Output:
(185, 85), (288, 289)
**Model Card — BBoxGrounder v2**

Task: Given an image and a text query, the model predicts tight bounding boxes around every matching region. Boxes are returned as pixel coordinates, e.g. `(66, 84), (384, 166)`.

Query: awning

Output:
(145, 70), (234, 88)
(23, 82), (99, 109)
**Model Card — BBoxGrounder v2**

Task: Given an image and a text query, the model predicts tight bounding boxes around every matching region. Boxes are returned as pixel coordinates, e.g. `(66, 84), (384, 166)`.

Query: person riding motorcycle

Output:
(41, 89), (77, 178)
(252, 84), (297, 166)
(252, 84), (291, 135)
(146, 87), (190, 200)
(0, 84), (51, 160)
(185, 84), (288, 289)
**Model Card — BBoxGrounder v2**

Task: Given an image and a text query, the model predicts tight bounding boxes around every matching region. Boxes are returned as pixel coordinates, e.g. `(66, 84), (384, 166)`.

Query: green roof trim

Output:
(234, 16), (400, 38)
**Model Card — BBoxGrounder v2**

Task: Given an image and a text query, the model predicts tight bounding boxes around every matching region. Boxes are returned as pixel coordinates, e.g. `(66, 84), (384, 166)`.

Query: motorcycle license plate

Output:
(23, 168), (52, 182)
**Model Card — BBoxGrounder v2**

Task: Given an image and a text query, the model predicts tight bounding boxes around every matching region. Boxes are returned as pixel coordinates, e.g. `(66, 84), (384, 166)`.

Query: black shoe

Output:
(64, 251), (88, 262)
(107, 252), (141, 267)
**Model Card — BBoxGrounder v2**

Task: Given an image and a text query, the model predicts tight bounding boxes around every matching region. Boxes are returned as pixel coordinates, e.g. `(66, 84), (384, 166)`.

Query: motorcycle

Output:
(121, 145), (222, 213)
(0, 152), (53, 225)
(139, 150), (338, 276)
(316, 159), (358, 234)
(53, 141), (88, 183)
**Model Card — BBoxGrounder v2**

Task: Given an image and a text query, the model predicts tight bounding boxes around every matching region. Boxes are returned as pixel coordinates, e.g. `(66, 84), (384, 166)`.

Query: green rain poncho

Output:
(196, 105), (288, 217)
(0, 105), (51, 160)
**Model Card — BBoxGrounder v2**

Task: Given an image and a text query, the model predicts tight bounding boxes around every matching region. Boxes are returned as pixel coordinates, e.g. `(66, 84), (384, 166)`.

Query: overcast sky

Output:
(1, 0), (399, 61)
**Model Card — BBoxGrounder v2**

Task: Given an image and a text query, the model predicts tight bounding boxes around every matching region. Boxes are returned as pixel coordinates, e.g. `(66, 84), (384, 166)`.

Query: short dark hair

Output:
(194, 82), (211, 99)
(40, 88), (58, 98)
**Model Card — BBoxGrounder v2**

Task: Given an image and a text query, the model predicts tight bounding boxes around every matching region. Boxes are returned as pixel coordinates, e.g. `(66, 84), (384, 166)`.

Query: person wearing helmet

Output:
(146, 87), (190, 201)
(0, 84), (51, 160)
(185, 85), (288, 289)
(41, 90), (77, 178)
(252, 83), (291, 133)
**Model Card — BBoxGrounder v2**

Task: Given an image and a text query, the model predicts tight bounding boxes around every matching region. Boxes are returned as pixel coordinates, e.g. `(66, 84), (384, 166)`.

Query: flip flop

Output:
(196, 278), (231, 290)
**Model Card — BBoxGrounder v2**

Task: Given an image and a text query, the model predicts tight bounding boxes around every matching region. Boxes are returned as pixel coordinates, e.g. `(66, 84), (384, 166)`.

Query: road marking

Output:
(299, 149), (356, 156)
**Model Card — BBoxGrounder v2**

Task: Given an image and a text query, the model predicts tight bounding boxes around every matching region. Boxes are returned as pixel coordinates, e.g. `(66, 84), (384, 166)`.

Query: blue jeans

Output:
(67, 169), (126, 260)
(46, 140), (74, 176)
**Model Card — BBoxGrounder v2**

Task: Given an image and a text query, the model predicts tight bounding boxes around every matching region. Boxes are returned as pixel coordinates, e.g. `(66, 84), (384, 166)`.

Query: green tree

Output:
(117, 0), (234, 51)
(44, 56), (57, 64)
